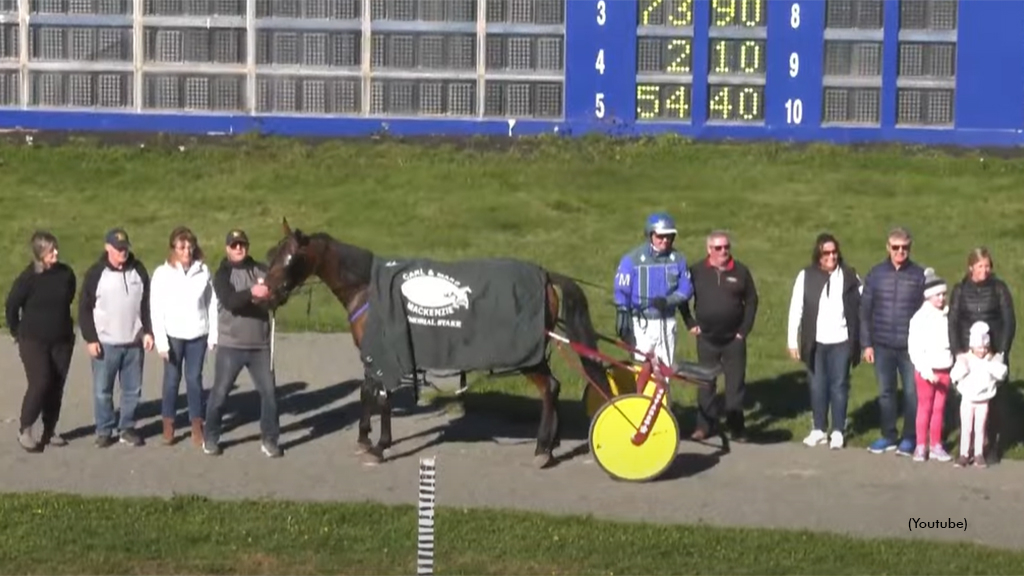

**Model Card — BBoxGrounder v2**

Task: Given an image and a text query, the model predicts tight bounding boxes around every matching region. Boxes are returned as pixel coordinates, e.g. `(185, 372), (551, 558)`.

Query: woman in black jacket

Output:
(4, 231), (77, 452)
(947, 246), (1016, 462)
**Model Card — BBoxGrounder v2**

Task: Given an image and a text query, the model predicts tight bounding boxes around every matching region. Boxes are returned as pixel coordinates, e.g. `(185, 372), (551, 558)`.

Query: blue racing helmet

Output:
(644, 212), (678, 237)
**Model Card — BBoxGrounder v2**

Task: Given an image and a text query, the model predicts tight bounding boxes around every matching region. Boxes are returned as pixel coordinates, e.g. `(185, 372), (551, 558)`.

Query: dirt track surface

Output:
(2, 333), (1024, 552)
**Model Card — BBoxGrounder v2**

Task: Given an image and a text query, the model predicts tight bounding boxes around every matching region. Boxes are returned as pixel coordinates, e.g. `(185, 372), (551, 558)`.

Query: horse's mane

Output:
(308, 232), (375, 287)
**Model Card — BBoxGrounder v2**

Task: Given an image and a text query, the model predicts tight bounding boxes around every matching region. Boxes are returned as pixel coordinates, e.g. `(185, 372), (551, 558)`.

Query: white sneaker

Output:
(803, 429), (827, 447)
(829, 431), (844, 450)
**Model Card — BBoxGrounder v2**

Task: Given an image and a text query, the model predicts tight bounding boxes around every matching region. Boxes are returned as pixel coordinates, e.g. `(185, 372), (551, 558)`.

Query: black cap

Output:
(225, 229), (249, 246)
(105, 228), (131, 250)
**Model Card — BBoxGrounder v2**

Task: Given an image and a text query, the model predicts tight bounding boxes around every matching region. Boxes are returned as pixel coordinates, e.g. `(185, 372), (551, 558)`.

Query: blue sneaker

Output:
(895, 438), (915, 457)
(868, 437), (897, 454)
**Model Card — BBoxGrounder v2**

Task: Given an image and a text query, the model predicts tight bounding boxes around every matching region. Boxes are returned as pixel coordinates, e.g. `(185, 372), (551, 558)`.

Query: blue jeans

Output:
(204, 346), (279, 445)
(161, 335), (208, 421)
(874, 345), (917, 444)
(809, 342), (852, 433)
(91, 343), (144, 437)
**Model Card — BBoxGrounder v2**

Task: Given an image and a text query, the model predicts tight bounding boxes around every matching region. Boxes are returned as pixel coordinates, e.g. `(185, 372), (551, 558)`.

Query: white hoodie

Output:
(907, 302), (953, 380)
(950, 353), (1007, 403)
(150, 259), (218, 354)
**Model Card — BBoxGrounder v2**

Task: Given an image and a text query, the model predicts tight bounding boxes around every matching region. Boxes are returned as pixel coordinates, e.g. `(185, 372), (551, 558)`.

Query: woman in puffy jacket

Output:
(946, 247), (1015, 463)
(150, 226), (218, 447)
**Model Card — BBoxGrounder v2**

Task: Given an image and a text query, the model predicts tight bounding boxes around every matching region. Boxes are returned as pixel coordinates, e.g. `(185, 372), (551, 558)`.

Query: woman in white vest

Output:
(787, 233), (863, 450)
(150, 226), (218, 447)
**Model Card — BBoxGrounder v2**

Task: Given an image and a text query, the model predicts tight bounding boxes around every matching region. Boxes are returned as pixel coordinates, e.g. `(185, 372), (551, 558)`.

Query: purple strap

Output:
(349, 301), (370, 323)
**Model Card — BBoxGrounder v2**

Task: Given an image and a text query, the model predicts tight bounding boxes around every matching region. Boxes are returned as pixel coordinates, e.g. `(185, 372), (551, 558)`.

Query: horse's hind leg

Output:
(526, 365), (559, 469)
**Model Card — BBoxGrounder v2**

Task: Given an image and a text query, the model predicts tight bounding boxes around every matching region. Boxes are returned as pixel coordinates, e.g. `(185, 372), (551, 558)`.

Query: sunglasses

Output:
(889, 244), (910, 252)
(710, 244), (730, 252)
(229, 242), (248, 250)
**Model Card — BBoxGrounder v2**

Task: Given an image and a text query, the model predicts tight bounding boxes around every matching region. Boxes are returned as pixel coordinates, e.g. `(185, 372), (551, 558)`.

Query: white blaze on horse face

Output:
(401, 275), (473, 310)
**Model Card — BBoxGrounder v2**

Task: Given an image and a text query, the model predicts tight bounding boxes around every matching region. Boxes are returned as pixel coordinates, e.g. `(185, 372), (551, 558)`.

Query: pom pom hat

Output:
(969, 321), (991, 349)
(922, 267), (947, 299)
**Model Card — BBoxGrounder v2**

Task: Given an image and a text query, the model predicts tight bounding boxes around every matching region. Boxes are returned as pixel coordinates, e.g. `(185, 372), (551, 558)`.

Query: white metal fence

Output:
(0, 0), (565, 118)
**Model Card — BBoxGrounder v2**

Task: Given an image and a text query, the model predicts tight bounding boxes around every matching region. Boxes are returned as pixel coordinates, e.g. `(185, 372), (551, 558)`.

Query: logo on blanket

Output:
(400, 268), (473, 328)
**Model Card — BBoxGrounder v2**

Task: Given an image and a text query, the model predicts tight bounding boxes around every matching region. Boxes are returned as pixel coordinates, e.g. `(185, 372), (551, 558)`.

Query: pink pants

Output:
(915, 369), (950, 447)
(960, 399), (989, 458)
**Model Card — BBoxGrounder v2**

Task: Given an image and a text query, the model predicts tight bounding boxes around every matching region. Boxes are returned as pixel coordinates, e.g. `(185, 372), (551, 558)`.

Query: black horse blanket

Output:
(360, 256), (549, 391)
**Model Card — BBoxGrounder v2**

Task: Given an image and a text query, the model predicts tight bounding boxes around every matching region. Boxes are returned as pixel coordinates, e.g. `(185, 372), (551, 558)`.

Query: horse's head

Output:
(262, 217), (317, 310)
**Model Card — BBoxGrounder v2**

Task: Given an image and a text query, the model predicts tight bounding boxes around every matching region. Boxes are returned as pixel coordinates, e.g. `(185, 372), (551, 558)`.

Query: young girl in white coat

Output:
(950, 321), (1007, 468)
(907, 268), (954, 462)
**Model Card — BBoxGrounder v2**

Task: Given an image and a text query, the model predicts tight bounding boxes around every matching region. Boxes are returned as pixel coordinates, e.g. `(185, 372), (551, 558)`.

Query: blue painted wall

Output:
(1, 0), (1022, 147)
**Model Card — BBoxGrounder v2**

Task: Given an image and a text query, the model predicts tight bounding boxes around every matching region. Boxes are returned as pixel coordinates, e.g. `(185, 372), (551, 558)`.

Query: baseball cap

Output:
(225, 229), (249, 246)
(105, 228), (131, 251)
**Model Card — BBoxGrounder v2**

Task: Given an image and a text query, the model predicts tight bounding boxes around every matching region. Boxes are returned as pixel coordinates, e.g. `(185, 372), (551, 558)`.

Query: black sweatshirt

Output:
(680, 257), (759, 343)
(5, 262), (77, 343)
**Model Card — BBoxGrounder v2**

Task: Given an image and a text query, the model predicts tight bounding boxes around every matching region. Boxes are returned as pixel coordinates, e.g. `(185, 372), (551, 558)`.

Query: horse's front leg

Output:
(377, 389), (394, 451)
(356, 378), (374, 453)
(363, 388), (392, 464)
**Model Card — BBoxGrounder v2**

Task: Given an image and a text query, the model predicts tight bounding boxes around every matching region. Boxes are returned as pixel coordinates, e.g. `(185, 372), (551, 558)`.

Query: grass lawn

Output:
(2, 133), (1023, 455)
(0, 492), (1021, 575)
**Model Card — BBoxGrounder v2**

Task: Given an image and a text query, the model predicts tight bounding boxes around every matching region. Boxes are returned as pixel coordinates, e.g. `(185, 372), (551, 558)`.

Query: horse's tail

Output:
(547, 271), (613, 399)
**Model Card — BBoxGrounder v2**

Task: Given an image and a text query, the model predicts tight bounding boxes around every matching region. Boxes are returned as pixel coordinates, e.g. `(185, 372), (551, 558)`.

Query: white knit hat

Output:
(969, 321), (991, 348)
(923, 267), (947, 299)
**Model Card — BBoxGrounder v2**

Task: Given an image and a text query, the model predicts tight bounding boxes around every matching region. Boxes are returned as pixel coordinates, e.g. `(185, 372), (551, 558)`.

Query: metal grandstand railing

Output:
(0, 0), (565, 118)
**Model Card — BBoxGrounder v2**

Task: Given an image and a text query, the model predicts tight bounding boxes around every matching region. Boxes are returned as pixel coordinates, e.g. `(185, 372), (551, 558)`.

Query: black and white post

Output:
(417, 456), (436, 575)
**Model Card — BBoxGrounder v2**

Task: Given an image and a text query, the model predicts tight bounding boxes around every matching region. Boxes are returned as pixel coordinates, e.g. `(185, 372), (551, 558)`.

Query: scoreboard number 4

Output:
(786, 2), (803, 125)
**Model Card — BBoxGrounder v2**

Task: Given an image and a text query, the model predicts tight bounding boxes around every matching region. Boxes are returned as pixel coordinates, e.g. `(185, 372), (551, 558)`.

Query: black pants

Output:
(18, 338), (74, 433)
(694, 335), (748, 435)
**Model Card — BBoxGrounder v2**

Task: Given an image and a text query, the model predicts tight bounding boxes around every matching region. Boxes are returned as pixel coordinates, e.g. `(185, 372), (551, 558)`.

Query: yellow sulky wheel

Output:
(588, 392), (680, 482)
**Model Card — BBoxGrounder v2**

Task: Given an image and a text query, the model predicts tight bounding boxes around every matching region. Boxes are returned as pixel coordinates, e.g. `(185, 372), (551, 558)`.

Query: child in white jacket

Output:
(949, 321), (1007, 468)
(906, 268), (953, 463)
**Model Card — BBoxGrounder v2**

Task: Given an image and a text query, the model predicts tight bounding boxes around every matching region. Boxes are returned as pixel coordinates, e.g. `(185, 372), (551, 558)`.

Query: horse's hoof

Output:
(533, 454), (554, 469)
(361, 448), (385, 466)
(355, 439), (372, 454)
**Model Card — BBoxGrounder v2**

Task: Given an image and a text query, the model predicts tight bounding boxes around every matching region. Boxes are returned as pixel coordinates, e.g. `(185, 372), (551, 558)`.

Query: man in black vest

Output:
(787, 233), (861, 449)
(681, 230), (758, 441)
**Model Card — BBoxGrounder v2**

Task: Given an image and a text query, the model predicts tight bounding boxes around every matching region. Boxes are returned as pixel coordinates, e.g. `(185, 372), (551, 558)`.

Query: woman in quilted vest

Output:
(947, 247), (1016, 463)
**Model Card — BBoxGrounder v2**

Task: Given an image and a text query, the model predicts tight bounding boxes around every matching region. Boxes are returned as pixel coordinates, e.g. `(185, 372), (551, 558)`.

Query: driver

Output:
(613, 212), (693, 367)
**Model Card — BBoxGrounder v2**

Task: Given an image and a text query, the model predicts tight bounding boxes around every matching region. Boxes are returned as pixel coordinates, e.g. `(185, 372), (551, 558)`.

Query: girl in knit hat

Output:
(907, 268), (954, 462)
(949, 321), (1008, 468)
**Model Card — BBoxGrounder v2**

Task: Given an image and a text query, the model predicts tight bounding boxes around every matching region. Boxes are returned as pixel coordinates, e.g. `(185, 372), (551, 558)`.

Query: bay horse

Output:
(260, 219), (613, 468)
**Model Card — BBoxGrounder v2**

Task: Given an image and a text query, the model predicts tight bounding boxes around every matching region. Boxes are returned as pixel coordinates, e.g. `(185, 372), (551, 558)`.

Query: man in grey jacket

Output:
(202, 229), (282, 458)
(79, 228), (154, 447)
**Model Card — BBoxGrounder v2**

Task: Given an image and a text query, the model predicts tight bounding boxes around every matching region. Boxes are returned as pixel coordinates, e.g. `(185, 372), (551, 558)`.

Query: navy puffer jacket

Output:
(859, 259), (926, 350)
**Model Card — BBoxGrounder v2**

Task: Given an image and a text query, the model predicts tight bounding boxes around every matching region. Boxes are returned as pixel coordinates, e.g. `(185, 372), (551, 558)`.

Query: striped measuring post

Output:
(418, 456), (436, 575)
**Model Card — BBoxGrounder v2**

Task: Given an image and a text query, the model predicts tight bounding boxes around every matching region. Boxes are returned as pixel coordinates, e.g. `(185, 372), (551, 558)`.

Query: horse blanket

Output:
(360, 256), (549, 391)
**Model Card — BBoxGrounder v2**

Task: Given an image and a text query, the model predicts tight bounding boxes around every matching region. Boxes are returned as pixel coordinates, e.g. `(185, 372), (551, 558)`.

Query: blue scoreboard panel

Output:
(0, 0), (1022, 147)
